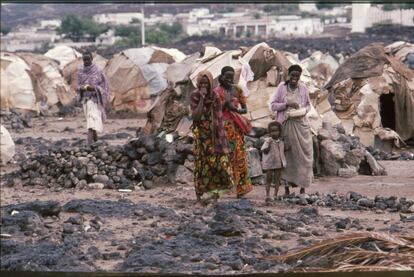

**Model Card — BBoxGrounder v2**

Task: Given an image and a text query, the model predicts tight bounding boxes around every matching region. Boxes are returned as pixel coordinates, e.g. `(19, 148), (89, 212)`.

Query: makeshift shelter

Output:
(0, 125), (15, 165)
(17, 52), (75, 111)
(62, 54), (108, 95)
(0, 52), (37, 112)
(301, 51), (339, 87)
(104, 46), (185, 113)
(325, 43), (414, 146)
(146, 43), (340, 135)
(385, 41), (414, 69)
(44, 45), (82, 69)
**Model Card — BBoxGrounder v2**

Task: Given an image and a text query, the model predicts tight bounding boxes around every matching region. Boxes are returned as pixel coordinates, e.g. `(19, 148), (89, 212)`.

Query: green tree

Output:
(382, 3), (414, 11)
(316, 3), (341, 10)
(263, 4), (299, 15)
(115, 25), (139, 37)
(158, 22), (183, 37)
(254, 13), (261, 19)
(59, 15), (107, 41)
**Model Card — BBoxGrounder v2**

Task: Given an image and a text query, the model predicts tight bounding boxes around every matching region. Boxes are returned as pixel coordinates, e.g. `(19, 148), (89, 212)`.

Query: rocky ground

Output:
(1, 115), (414, 273)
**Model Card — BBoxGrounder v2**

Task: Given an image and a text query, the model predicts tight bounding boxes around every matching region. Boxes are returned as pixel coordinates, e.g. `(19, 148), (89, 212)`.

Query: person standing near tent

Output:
(77, 52), (110, 145)
(190, 71), (234, 204)
(270, 64), (313, 195)
(214, 66), (253, 198)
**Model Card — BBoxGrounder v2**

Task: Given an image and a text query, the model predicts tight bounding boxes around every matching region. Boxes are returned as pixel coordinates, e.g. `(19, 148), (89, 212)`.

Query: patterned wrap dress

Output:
(214, 85), (253, 197)
(190, 72), (234, 197)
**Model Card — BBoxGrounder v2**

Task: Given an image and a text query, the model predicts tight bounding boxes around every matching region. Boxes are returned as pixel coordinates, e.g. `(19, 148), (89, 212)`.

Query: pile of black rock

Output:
(366, 146), (414, 161)
(0, 110), (32, 132)
(4, 132), (195, 191)
(279, 191), (414, 214)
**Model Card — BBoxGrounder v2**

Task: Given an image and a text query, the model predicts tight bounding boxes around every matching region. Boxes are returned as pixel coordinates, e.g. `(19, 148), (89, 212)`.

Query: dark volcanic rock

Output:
(0, 239), (96, 271)
(3, 200), (61, 217)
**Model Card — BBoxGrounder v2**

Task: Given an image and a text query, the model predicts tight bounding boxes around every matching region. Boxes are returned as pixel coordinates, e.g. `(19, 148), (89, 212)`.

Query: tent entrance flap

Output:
(380, 93), (395, 131)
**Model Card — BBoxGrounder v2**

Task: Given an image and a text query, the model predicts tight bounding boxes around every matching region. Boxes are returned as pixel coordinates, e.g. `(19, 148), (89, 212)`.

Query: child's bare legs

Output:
(93, 129), (98, 142)
(265, 170), (273, 202)
(274, 169), (282, 199)
(284, 186), (290, 196)
(87, 129), (94, 145)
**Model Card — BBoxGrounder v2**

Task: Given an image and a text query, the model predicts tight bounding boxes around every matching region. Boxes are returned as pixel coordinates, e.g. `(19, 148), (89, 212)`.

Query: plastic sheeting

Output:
(0, 125), (15, 165)
(18, 52), (74, 107)
(1, 53), (37, 112)
(44, 45), (82, 69)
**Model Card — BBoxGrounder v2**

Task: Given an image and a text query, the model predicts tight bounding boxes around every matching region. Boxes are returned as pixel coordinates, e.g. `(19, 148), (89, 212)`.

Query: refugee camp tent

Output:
(44, 45), (82, 69)
(18, 52), (75, 111)
(0, 125), (15, 165)
(0, 56), (13, 111)
(385, 41), (414, 68)
(0, 52), (37, 112)
(104, 46), (185, 113)
(146, 43), (339, 135)
(325, 43), (414, 145)
(62, 54), (108, 94)
(301, 51), (339, 87)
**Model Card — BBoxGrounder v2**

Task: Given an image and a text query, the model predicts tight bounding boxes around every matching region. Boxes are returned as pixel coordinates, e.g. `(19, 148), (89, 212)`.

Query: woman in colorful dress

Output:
(190, 71), (234, 204)
(214, 66), (253, 198)
(269, 64), (313, 195)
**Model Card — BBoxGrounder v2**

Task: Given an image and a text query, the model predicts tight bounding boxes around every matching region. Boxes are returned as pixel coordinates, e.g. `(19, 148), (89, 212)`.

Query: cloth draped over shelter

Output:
(325, 43), (414, 143)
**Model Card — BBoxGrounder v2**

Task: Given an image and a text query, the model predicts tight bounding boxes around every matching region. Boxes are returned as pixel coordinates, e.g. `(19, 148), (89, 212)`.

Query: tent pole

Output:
(141, 6), (146, 47)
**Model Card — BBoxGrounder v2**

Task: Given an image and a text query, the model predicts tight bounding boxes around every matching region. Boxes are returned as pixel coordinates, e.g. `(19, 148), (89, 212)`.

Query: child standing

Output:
(261, 121), (287, 202)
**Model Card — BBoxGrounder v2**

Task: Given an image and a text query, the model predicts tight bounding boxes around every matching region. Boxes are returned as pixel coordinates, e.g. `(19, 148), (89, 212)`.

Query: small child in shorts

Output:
(261, 121), (288, 202)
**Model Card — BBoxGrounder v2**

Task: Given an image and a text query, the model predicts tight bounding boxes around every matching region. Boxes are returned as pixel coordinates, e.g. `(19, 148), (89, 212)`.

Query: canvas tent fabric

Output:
(150, 43), (336, 135)
(326, 43), (414, 143)
(18, 52), (74, 109)
(104, 47), (185, 113)
(63, 54), (108, 95)
(0, 56), (13, 111)
(0, 125), (15, 165)
(44, 45), (82, 69)
(301, 51), (339, 87)
(324, 43), (387, 90)
(166, 53), (200, 86)
(384, 41), (414, 65)
(0, 52), (37, 112)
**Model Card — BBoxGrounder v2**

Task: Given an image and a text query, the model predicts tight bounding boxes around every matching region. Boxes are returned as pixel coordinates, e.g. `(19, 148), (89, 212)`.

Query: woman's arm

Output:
(190, 90), (205, 122)
(237, 86), (248, 114)
(270, 84), (288, 112)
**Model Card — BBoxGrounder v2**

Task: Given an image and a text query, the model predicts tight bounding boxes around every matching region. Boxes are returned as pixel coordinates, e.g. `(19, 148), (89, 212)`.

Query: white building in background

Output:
(1, 27), (59, 51)
(188, 8), (210, 21)
(271, 16), (324, 36)
(299, 3), (318, 13)
(146, 13), (175, 26)
(185, 8), (217, 36)
(93, 13), (143, 25)
(352, 4), (414, 33)
(40, 19), (61, 29)
(218, 15), (323, 38)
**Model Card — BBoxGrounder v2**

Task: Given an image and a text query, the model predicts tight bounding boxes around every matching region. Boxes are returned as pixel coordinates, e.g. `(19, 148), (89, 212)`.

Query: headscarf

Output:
(191, 71), (230, 154)
(77, 63), (110, 106)
(77, 63), (110, 121)
(288, 64), (302, 74)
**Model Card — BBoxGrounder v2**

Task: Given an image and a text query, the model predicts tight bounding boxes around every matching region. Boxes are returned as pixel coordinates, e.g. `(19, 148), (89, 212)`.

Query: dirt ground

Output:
(1, 115), (414, 272)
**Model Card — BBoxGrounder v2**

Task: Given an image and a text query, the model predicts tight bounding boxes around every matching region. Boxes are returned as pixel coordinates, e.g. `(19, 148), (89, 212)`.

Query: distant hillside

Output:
(1, 3), (258, 28)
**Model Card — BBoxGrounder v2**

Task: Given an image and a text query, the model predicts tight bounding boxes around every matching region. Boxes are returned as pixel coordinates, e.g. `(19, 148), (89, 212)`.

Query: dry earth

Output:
(1, 115), (413, 273)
